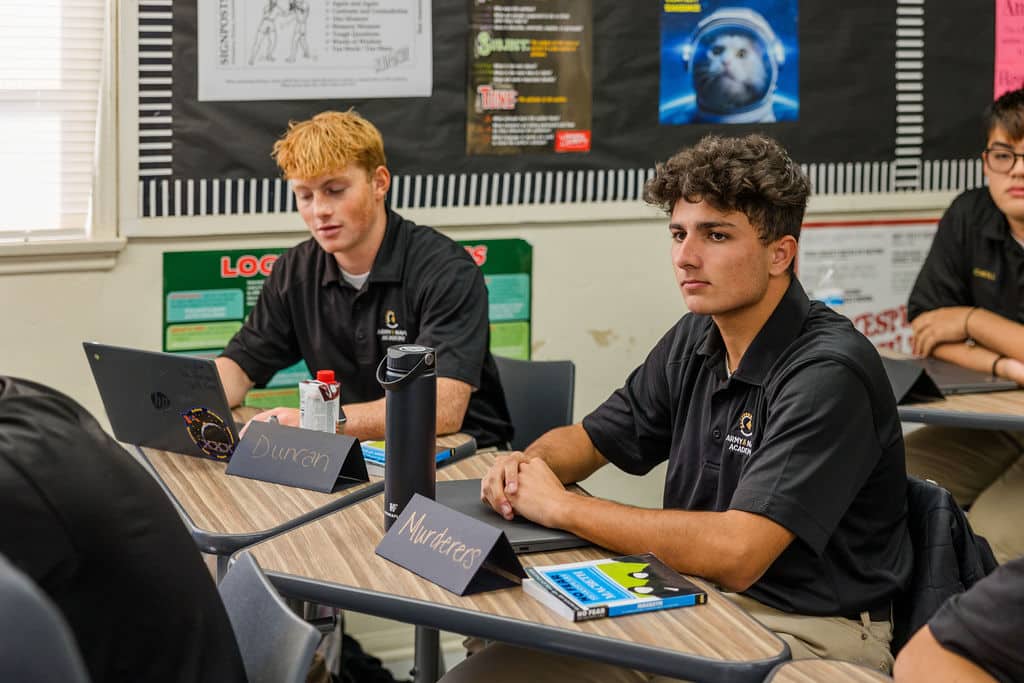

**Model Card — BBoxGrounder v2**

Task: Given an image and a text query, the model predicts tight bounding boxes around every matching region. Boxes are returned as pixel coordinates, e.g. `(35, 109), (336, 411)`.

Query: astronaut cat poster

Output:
(659, 0), (798, 125)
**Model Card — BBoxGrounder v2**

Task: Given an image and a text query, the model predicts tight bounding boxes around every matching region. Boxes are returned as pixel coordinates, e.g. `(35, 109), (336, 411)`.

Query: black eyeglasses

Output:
(983, 147), (1024, 173)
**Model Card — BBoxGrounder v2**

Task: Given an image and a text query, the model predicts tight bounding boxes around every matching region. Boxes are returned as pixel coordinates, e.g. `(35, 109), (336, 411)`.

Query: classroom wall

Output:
(0, 205), (681, 497)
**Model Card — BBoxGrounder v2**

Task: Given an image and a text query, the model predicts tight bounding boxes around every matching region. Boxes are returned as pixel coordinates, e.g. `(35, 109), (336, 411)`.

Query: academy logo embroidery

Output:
(377, 309), (408, 343)
(972, 267), (997, 281)
(739, 411), (754, 438)
(726, 410), (755, 457)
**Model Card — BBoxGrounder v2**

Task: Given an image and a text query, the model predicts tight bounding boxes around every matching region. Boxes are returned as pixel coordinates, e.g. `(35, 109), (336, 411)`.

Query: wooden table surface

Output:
(900, 389), (1024, 430)
(247, 453), (790, 682)
(139, 412), (471, 551)
(765, 659), (891, 682)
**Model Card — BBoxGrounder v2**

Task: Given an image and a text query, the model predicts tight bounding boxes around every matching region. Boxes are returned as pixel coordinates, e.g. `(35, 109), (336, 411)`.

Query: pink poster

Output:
(995, 3), (1024, 98)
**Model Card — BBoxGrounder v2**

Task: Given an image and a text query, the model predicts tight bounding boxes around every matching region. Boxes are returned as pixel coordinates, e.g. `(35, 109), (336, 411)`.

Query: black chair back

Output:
(493, 356), (575, 451)
(0, 553), (90, 683)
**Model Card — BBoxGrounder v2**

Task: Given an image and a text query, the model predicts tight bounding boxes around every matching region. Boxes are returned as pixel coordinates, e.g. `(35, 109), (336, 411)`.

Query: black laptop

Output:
(83, 342), (240, 460)
(882, 356), (1018, 404)
(436, 478), (589, 554)
(916, 357), (1019, 395)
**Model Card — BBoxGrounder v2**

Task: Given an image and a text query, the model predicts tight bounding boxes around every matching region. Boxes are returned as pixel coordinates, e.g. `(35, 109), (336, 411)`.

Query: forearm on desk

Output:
(965, 309), (1024, 362)
(523, 423), (609, 484)
(550, 495), (794, 592)
(341, 378), (473, 441)
(934, 343), (1024, 384)
(214, 356), (255, 408)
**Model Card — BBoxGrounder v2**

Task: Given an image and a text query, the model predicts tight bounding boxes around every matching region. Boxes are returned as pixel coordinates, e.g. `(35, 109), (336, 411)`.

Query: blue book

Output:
(359, 439), (475, 477)
(523, 553), (706, 621)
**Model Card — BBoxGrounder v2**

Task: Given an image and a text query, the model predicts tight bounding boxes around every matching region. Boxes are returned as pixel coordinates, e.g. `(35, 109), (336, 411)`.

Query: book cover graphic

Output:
(526, 553), (706, 620)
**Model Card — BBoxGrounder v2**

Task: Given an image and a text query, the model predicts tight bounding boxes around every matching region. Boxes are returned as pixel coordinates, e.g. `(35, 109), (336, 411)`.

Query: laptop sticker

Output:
(182, 407), (235, 460)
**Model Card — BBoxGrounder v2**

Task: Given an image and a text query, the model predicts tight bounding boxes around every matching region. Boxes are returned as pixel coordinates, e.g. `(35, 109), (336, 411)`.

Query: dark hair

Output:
(643, 134), (810, 245)
(985, 88), (1024, 142)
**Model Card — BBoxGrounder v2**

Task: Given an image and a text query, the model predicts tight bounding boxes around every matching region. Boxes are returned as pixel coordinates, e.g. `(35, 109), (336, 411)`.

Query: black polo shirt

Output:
(909, 188), (1024, 323)
(929, 556), (1024, 683)
(221, 209), (511, 448)
(0, 377), (246, 683)
(582, 278), (912, 617)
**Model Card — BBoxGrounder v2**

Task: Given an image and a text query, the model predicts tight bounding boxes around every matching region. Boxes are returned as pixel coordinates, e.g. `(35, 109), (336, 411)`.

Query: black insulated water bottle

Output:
(377, 344), (437, 530)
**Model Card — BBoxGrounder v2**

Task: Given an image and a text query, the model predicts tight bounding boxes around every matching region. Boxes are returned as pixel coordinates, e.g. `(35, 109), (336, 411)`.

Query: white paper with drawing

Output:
(198, 0), (433, 101)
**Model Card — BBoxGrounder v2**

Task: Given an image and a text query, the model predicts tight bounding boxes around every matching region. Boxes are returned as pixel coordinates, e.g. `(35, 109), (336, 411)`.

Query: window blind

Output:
(0, 0), (105, 242)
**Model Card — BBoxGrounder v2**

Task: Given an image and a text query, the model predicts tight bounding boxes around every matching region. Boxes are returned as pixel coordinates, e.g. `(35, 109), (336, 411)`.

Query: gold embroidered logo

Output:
(972, 267), (997, 281)
(385, 309), (399, 329)
(739, 412), (754, 438)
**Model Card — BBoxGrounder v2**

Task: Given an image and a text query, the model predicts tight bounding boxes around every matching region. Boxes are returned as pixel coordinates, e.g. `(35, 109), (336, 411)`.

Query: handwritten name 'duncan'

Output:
(398, 510), (483, 570)
(249, 433), (331, 473)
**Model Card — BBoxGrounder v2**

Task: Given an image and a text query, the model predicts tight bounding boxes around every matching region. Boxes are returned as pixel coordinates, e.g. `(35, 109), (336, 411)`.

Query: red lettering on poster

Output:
(464, 245), (488, 267)
(220, 254), (278, 278)
(851, 305), (909, 340)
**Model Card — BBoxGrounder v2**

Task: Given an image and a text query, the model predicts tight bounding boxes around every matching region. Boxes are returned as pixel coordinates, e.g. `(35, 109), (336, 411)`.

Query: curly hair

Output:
(986, 87), (1024, 142)
(643, 134), (810, 244)
(271, 110), (387, 180)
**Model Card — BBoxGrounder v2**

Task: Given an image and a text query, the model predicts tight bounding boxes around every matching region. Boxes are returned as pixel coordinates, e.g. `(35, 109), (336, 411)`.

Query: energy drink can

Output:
(299, 369), (341, 434)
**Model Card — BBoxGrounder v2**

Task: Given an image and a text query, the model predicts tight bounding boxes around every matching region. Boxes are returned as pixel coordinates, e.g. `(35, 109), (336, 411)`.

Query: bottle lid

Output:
(386, 345), (435, 372)
(315, 369), (336, 384)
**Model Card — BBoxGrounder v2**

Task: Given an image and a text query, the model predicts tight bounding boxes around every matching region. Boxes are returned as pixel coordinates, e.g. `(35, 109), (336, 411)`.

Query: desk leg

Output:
(413, 626), (442, 683)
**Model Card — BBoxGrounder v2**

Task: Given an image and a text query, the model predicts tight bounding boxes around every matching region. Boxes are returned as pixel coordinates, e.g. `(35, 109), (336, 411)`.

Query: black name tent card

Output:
(226, 420), (368, 493)
(375, 493), (526, 596)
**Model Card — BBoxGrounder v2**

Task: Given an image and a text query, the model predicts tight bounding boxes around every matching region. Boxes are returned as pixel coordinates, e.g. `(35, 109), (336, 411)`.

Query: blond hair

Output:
(271, 110), (387, 179)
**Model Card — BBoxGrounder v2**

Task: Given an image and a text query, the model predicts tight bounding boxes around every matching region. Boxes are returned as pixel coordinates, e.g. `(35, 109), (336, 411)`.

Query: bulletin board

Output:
(135, 0), (997, 219)
(161, 239), (532, 407)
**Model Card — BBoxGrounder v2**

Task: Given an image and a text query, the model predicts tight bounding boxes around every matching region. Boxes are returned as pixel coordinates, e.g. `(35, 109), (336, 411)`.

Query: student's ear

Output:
(372, 165), (391, 199)
(769, 236), (798, 276)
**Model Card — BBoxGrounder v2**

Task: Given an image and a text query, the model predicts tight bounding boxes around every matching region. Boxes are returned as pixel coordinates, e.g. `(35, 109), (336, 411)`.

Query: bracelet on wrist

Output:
(992, 355), (1006, 377)
(964, 306), (979, 341)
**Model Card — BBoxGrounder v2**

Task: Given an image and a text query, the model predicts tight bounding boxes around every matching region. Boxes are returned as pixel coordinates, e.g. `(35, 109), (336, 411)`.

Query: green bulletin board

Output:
(162, 238), (533, 407)
(459, 238), (532, 360)
(163, 249), (309, 408)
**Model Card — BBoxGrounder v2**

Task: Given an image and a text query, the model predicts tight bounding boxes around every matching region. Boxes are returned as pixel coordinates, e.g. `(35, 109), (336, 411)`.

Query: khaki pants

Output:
(904, 426), (1024, 564)
(442, 594), (893, 682)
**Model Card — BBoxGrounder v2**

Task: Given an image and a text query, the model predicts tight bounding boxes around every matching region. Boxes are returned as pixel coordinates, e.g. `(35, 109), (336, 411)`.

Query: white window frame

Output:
(0, 0), (124, 275)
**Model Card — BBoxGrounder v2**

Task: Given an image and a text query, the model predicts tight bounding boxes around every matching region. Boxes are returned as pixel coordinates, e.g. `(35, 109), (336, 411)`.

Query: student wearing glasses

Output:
(906, 87), (1024, 565)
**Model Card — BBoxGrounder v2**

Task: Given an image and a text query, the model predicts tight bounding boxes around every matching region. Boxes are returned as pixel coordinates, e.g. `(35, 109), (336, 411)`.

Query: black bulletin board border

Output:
(136, 0), (989, 220)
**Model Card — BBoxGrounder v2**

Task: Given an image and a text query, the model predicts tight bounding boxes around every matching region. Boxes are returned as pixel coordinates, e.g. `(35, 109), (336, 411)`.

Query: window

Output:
(0, 0), (108, 244)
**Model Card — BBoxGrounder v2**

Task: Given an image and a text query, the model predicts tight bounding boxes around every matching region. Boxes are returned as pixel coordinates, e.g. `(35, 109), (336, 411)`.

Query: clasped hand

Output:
(911, 306), (974, 357)
(479, 452), (567, 528)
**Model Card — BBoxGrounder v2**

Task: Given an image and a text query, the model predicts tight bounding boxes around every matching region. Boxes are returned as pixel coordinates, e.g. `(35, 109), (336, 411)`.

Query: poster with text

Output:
(164, 248), (310, 408)
(163, 240), (532, 410)
(197, 0), (433, 101)
(797, 221), (938, 353)
(660, 0), (798, 125)
(467, 0), (592, 155)
(995, 0), (1024, 98)
(459, 238), (533, 359)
